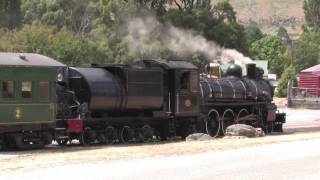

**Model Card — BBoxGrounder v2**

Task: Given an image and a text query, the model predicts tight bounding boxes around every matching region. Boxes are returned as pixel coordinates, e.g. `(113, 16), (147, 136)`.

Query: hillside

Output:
(219, 0), (305, 38)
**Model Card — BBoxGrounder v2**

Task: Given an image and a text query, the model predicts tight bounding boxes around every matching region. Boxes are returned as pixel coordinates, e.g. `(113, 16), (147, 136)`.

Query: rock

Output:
(186, 133), (213, 141)
(255, 128), (265, 137)
(225, 124), (264, 138)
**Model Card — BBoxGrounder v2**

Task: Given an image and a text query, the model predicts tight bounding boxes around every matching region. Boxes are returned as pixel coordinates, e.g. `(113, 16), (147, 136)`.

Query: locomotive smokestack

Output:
(246, 63), (256, 79)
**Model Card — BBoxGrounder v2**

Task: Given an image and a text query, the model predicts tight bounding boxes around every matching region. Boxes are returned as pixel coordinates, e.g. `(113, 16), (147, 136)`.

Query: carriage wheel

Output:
(221, 109), (235, 135)
(14, 134), (44, 150)
(206, 109), (220, 137)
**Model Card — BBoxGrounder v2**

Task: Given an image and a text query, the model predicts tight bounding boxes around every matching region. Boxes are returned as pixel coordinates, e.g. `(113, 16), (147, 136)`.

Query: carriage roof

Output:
(0, 52), (65, 67)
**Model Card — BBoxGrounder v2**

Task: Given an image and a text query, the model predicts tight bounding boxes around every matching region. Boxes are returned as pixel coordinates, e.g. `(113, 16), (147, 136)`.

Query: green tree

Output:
(250, 35), (288, 76)
(213, 0), (236, 23)
(303, 0), (320, 31)
(245, 25), (264, 47)
(277, 26), (291, 43)
(277, 65), (296, 97)
(0, 0), (22, 29)
(135, 0), (168, 16)
(168, 0), (201, 10)
(292, 38), (319, 72)
(0, 25), (111, 65)
(21, 0), (98, 32)
(94, 0), (133, 63)
(164, 0), (247, 54)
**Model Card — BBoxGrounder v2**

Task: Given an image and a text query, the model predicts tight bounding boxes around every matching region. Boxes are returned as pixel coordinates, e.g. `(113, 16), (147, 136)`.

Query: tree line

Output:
(1, 0), (320, 96)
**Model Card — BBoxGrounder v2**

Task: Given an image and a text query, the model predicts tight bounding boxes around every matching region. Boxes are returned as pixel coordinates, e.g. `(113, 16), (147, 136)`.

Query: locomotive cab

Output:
(133, 60), (201, 117)
(172, 69), (200, 117)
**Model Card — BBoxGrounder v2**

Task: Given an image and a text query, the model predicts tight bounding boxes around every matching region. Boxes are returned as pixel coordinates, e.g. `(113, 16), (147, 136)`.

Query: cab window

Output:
(180, 72), (190, 90)
(180, 71), (199, 92)
(21, 81), (32, 98)
(2, 81), (14, 98)
(39, 81), (49, 99)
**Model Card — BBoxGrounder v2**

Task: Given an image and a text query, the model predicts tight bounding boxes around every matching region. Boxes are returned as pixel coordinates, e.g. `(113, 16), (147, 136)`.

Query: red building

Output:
(299, 64), (320, 97)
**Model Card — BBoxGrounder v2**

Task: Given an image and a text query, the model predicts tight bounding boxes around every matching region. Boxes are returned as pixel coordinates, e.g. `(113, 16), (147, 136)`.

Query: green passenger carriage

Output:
(0, 52), (65, 149)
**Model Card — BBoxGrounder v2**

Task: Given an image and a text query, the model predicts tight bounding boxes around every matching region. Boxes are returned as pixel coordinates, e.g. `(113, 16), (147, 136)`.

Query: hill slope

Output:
(220, 0), (304, 37)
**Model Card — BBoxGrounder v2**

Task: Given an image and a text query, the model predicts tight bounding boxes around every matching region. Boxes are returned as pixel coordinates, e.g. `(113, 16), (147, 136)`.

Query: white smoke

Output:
(125, 16), (254, 67)
(220, 49), (254, 65)
(126, 17), (164, 58)
(166, 26), (220, 60)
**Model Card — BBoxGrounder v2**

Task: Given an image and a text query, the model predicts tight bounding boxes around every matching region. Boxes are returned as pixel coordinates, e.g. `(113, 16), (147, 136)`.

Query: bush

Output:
(276, 65), (296, 97)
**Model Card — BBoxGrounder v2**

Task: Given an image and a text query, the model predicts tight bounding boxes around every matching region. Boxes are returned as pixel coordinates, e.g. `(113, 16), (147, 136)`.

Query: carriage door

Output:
(175, 70), (200, 117)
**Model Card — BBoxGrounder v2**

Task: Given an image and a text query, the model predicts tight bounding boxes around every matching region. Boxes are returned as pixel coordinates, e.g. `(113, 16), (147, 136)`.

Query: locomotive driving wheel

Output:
(206, 110), (220, 137)
(79, 127), (95, 146)
(142, 125), (153, 142)
(120, 126), (134, 143)
(221, 109), (235, 135)
(236, 108), (250, 123)
(100, 126), (116, 144)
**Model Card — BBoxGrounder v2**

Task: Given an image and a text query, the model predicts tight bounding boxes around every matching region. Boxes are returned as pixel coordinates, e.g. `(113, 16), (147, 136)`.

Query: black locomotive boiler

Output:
(199, 63), (285, 137)
(55, 59), (285, 145)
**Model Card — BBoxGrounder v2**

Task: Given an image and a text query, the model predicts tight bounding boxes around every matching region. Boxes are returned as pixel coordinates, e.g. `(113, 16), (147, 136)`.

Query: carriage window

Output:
(21, 81), (32, 98)
(39, 81), (49, 99)
(2, 81), (14, 98)
(180, 72), (190, 90)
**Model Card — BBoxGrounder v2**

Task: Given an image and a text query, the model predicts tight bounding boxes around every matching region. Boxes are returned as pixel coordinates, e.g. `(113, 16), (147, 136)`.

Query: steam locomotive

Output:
(0, 52), (285, 149)
(55, 59), (285, 145)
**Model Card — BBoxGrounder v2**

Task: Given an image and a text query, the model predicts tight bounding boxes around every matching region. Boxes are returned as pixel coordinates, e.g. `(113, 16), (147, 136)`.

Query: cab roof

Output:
(133, 59), (198, 70)
(0, 52), (66, 67)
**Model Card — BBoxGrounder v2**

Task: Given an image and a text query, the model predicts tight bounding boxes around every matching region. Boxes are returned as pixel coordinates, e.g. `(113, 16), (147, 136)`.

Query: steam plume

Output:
(125, 16), (253, 66)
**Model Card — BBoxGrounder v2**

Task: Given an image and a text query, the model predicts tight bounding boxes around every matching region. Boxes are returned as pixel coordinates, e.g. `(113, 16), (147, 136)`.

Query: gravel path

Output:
(2, 139), (320, 180)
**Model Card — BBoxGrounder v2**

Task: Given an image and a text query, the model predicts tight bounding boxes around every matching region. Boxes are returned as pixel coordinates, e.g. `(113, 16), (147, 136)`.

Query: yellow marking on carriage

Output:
(15, 107), (21, 120)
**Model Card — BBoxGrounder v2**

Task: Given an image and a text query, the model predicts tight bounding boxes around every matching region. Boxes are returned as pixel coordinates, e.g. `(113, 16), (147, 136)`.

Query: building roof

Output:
(0, 52), (66, 67)
(301, 64), (320, 73)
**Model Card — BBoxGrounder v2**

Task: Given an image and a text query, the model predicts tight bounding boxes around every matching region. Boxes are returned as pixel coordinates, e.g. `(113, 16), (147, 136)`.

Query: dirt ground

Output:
(273, 97), (287, 108)
(1, 97), (319, 174)
(2, 130), (320, 173)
